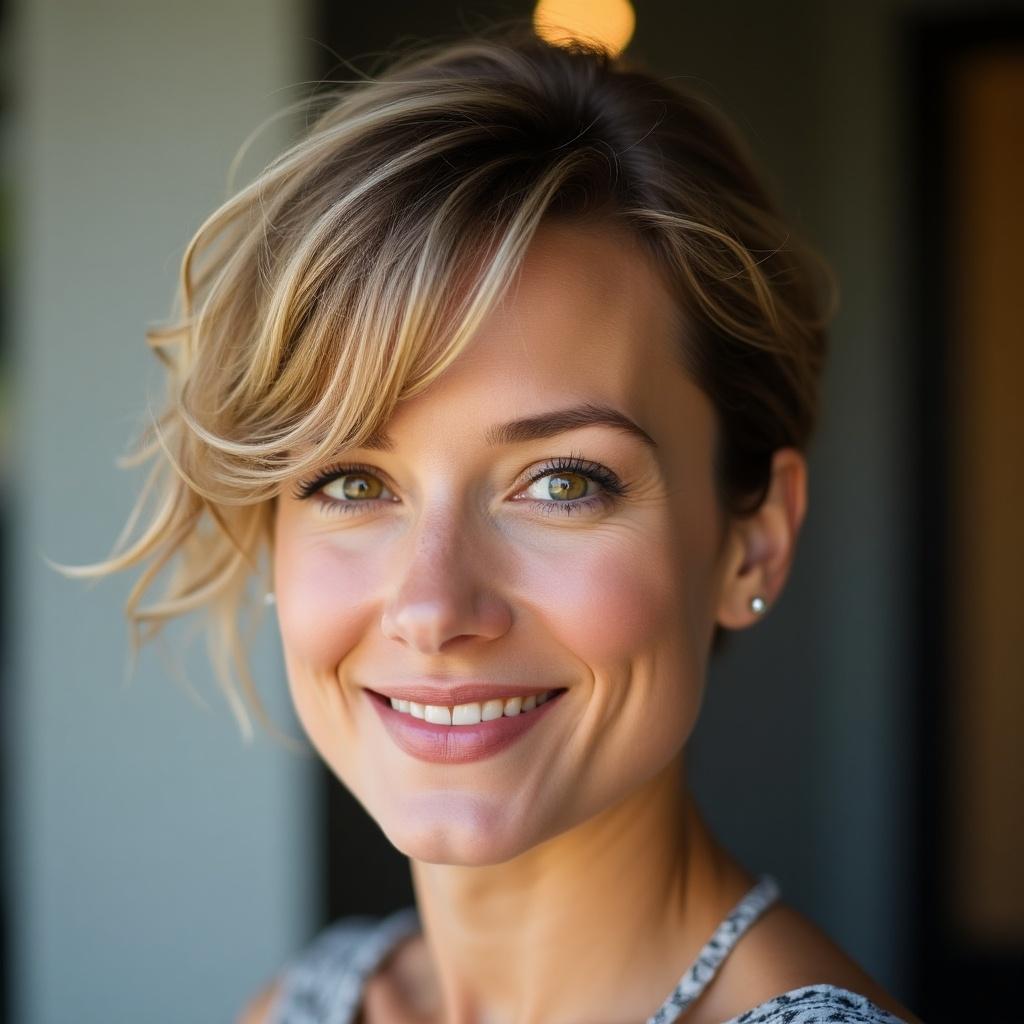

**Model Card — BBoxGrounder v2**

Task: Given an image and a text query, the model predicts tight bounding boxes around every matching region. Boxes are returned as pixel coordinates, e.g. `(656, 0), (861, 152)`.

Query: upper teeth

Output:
(389, 690), (557, 725)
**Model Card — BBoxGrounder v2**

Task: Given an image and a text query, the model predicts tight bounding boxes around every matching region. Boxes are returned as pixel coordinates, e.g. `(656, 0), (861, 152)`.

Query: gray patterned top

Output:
(268, 874), (915, 1024)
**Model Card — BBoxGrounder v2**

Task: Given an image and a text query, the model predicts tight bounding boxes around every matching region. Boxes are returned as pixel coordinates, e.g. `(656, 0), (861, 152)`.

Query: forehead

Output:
(388, 219), (700, 440)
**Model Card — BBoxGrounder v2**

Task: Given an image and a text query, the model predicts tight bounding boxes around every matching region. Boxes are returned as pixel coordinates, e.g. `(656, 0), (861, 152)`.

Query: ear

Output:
(715, 447), (808, 629)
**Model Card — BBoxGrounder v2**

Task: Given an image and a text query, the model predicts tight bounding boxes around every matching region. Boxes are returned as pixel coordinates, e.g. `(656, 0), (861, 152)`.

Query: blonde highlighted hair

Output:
(53, 21), (837, 742)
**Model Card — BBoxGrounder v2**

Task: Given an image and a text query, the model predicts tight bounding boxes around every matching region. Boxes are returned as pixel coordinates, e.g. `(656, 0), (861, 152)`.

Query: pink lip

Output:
(365, 688), (567, 764)
(366, 682), (558, 706)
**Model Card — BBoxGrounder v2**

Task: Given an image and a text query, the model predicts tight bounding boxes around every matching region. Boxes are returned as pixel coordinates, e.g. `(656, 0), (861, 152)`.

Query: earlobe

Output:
(714, 447), (807, 631)
(714, 519), (772, 629)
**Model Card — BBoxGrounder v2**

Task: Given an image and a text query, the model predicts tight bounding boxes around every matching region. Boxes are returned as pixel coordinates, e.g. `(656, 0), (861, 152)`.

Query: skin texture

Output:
(264, 220), (916, 1024)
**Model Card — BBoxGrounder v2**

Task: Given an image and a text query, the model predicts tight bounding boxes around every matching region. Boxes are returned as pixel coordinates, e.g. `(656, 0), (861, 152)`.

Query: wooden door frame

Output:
(905, 10), (1024, 1021)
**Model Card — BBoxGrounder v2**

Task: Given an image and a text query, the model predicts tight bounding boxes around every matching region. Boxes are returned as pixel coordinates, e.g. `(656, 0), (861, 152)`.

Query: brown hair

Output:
(52, 21), (836, 741)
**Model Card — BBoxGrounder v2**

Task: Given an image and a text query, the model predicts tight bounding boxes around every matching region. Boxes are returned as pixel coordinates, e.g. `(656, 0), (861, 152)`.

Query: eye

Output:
(290, 462), (397, 514)
(522, 470), (591, 502)
(291, 452), (628, 518)
(516, 454), (628, 517)
(322, 471), (390, 503)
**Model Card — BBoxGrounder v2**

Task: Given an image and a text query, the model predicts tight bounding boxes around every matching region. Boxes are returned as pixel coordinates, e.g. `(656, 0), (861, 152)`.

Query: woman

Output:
(64, 21), (924, 1024)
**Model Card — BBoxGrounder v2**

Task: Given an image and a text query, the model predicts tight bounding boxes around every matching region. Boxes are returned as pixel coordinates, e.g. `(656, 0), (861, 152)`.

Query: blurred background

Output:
(1, 1), (1022, 1022)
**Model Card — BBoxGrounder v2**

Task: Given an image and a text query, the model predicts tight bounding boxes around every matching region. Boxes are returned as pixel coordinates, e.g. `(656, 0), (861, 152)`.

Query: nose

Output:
(379, 508), (513, 655)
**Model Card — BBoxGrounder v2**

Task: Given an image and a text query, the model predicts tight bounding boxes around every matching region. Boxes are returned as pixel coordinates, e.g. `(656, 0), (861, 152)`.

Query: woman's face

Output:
(273, 219), (733, 865)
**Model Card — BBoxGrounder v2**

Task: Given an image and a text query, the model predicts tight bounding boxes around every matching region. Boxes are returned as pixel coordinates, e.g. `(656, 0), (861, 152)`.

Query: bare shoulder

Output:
(687, 900), (924, 1024)
(235, 976), (283, 1024)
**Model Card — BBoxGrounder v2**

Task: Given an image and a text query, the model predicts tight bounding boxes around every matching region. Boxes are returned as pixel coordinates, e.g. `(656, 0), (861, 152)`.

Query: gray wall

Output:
(5, 2), (317, 1022)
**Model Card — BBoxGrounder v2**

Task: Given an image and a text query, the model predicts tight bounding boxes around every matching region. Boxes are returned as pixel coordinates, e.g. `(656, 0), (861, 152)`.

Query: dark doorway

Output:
(907, 11), (1024, 1023)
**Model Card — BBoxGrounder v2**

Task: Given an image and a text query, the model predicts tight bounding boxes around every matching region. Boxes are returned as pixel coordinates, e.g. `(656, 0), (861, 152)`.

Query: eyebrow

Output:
(361, 402), (658, 452)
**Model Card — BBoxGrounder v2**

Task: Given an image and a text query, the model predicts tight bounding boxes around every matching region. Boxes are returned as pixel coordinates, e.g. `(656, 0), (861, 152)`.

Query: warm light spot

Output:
(533, 0), (636, 57)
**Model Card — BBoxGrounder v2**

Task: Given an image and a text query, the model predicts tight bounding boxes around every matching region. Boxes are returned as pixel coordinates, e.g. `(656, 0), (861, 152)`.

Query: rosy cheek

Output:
(274, 532), (384, 669)
(521, 538), (677, 666)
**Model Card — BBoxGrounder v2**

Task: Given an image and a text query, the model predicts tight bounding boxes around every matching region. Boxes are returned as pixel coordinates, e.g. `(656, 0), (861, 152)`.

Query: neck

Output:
(406, 755), (753, 1024)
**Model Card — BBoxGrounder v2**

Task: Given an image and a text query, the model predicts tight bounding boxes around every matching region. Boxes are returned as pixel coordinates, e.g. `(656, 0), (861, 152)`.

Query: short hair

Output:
(56, 22), (836, 742)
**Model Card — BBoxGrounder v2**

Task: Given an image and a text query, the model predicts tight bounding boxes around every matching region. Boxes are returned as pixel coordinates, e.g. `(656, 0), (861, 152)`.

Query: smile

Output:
(381, 689), (561, 724)
(365, 687), (568, 764)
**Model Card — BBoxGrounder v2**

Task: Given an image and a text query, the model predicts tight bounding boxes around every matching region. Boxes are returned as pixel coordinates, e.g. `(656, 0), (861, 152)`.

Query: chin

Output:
(373, 793), (549, 866)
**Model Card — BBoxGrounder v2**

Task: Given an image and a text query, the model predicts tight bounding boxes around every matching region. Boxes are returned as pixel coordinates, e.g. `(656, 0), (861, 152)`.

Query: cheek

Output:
(519, 527), (681, 666)
(558, 555), (665, 661)
(272, 524), (385, 670)
(518, 521), (708, 758)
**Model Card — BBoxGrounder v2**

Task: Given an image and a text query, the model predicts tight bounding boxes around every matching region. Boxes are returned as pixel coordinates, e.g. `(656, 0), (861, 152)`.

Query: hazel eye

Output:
(513, 454), (627, 516)
(291, 453), (626, 519)
(522, 471), (593, 502)
(322, 471), (391, 502)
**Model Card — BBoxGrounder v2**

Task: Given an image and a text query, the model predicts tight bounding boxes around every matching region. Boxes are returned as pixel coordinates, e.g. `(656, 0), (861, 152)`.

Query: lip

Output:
(365, 687), (568, 764)
(366, 682), (559, 706)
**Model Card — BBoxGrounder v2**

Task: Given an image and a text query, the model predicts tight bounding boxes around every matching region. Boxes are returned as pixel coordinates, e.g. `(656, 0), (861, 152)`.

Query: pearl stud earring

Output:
(749, 595), (766, 615)
(264, 591), (276, 606)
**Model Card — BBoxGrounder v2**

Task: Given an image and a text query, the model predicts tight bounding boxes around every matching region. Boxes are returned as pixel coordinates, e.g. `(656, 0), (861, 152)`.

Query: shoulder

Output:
(235, 977), (283, 1024)
(689, 900), (924, 1024)
(718, 984), (918, 1024)
(234, 915), (384, 1024)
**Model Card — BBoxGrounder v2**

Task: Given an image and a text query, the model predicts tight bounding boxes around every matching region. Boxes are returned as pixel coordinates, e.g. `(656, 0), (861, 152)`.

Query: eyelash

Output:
(290, 452), (629, 518)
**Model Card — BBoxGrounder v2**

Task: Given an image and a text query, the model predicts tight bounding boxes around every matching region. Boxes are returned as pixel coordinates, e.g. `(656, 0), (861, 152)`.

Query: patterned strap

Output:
(717, 984), (914, 1024)
(269, 906), (421, 1024)
(646, 874), (781, 1024)
(272, 877), (779, 1024)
